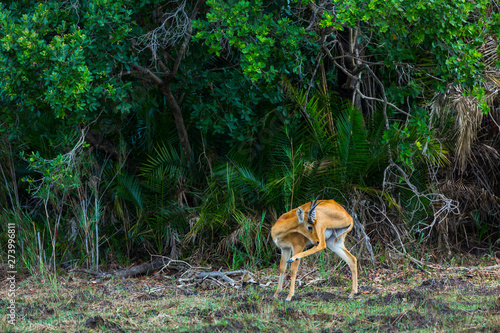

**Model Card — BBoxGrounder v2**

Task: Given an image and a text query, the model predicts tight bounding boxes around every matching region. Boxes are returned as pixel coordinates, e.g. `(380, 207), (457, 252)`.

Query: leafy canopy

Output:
(0, 1), (135, 136)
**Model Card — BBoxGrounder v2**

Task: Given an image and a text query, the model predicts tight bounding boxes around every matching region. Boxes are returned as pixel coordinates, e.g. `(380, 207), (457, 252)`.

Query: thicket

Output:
(1, 0), (499, 273)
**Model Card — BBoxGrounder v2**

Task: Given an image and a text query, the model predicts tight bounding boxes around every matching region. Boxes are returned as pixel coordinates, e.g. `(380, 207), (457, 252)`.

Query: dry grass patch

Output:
(1, 260), (499, 332)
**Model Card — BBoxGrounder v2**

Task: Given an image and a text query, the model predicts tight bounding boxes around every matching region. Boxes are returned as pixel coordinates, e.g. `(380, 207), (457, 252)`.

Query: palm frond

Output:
(141, 143), (188, 180)
(116, 170), (144, 210)
(214, 162), (267, 206)
(335, 105), (371, 185)
(432, 76), (499, 169)
(482, 36), (499, 70)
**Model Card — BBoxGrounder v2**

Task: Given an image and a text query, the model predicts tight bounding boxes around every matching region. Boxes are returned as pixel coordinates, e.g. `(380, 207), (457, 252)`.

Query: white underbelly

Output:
(324, 229), (334, 239)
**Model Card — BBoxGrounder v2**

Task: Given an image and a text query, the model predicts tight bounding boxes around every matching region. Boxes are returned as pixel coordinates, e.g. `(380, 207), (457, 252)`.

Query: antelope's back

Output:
(316, 199), (353, 229)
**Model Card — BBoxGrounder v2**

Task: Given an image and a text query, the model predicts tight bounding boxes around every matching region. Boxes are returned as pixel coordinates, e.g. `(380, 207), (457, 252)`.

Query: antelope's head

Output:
(296, 197), (322, 231)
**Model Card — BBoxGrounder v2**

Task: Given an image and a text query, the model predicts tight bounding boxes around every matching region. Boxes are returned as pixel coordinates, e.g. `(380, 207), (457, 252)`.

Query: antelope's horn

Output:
(307, 196), (322, 224)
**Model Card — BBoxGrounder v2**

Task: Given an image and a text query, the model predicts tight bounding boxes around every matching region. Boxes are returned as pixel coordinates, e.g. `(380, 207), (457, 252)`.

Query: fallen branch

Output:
(432, 264), (500, 272)
(197, 271), (237, 285)
(243, 279), (273, 288)
(68, 257), (191, 279)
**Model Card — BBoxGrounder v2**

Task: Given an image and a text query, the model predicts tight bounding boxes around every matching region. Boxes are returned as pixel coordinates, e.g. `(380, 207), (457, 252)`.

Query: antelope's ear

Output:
(296, 207), (305, 223)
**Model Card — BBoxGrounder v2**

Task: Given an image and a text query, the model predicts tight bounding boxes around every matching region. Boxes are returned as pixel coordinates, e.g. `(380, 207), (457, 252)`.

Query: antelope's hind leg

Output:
(327, 235), (358, 298)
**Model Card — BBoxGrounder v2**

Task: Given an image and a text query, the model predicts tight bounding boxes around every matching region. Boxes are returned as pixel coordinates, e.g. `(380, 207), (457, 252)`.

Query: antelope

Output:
(271, 198), (358, 301)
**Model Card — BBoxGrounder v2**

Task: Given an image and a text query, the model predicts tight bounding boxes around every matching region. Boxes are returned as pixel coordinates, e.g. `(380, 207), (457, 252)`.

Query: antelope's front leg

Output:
(285, 242), (305, 301)
(286, 257), (301, 301)
(274, 248), (291, 298)
(287, 228), (326, 263)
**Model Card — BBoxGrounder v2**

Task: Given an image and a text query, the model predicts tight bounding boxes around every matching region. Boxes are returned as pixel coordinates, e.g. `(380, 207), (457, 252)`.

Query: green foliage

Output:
(230, 211), (273, 269)
(334, 105), (371, 185)
(1, 0), (498, 271)
(382, 107), (448, 174)
(0, 1), (135, 133)
(21, 149), (83, 199)
(194, 0), (310, 82)
(319, 0), (498, 94)
(187, 69), (282, 143)
(140, 143), (195, 256)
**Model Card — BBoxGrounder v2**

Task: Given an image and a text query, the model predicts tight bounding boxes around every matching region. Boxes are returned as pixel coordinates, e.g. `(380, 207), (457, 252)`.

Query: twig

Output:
(304, 278), (326, 287)
(300, 269), (318, 280)
(302, 54), (323, 119)
(207, 276), (227, 287)
(355, 88), (411, 116)
(388, 247), (430, 273)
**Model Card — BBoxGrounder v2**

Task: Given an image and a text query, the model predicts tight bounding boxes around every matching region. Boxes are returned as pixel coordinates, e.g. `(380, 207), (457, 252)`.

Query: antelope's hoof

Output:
(286, 258), (296, 263)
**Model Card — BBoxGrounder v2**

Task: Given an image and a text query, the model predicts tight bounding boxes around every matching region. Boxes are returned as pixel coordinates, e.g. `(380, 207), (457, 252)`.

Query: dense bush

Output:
(1, 0), (499, 272)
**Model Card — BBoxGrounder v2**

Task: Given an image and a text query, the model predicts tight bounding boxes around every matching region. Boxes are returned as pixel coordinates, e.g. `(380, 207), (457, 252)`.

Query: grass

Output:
(1, 259), (499, 332)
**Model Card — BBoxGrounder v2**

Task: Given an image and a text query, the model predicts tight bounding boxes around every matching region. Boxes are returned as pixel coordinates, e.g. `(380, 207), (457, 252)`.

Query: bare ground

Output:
(1, 259), (499, 332)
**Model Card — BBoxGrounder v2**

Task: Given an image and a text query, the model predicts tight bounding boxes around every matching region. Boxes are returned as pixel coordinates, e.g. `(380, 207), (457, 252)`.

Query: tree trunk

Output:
(160, 83), (192, 158)
(129, 0), (201, 162)
(336, 27), (363, 112)
(437, 217), (452, 261)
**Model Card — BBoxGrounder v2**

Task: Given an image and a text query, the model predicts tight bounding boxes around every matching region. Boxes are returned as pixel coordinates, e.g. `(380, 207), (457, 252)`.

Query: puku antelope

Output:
(271, 198), (358, 301)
